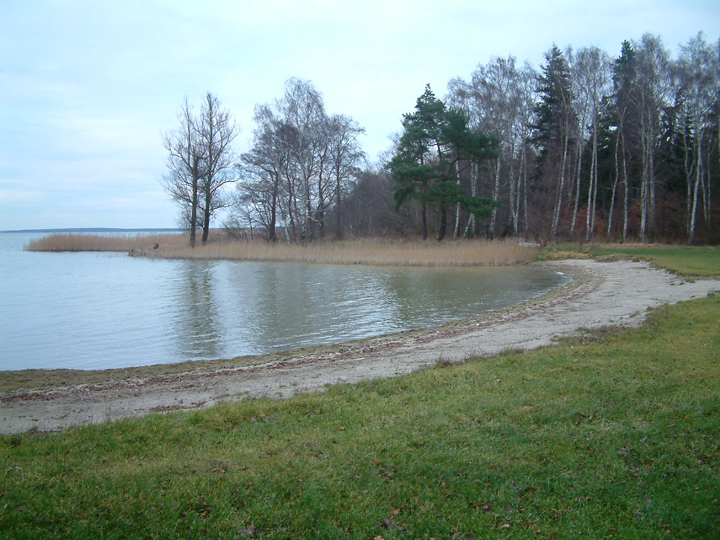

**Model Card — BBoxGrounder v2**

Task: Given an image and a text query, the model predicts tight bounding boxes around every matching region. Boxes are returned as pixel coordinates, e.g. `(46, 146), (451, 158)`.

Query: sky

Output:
(1, 0), (719, 230)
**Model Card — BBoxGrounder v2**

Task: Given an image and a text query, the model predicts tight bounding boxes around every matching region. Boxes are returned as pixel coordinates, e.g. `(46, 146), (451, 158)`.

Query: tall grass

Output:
(26, 234), (540, 266)
(152, 238), (540, 266)
(24, 233), (186, 253)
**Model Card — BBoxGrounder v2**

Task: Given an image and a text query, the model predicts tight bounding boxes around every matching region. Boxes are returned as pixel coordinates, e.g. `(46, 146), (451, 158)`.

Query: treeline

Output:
(161, 32), (720, 245)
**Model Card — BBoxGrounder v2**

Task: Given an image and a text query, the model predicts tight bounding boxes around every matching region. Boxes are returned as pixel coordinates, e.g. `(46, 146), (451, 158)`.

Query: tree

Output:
(633, 34), (672, 242)
(676, 33), (719, 244)
(607, 40), (638, 243)
(236, 104), (289, 242)
(449, 56), (538, 239)
(234, 79), (365, 242)
(388, 85), (498, 241)
(160, 98), (204, 247)
(532, 45), (576, 243)
(198, 93), (240, 244)
(568, 46), (612, 241)
(161, 93), (239, 246)
(326, 114), (365, 239)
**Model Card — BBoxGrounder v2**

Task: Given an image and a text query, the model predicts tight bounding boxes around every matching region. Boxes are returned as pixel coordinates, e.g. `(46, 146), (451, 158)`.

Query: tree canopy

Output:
(387, 85), (498, 241)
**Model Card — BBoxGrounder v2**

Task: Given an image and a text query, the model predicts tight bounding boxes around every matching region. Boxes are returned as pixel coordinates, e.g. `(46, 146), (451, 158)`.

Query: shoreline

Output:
(2, 259), (718, 435)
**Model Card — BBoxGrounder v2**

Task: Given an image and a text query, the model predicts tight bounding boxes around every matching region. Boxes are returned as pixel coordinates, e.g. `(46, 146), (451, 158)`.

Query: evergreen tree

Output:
(532, 45), (576, 242)
(388, 85), (498, 241)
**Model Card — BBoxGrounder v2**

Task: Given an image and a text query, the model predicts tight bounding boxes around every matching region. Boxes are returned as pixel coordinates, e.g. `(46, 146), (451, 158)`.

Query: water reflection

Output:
(171, 261), (223, 360)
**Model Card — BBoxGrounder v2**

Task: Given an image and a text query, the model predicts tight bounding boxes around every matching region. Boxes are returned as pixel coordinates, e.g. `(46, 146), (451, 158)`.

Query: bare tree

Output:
(676, 33), (719, 244)
(198, 92), (240, 244)
(161, 93), (239, 246)
(234, 78), (365, 243)
(237, 104), (290, 242)
(446, 58), (537, 240)
(568, 46), (612, 242)
(632, 34), (672, 242)
(326, 114), (365, 239)
(276, 78), (327, 242)
(160, 98), (204, 247)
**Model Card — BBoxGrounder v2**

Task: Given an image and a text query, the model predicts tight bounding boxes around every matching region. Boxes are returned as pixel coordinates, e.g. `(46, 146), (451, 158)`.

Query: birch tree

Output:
(633, 34), (671, 243)
(676, 33), (719, 244)
(569, 46), (612, 241)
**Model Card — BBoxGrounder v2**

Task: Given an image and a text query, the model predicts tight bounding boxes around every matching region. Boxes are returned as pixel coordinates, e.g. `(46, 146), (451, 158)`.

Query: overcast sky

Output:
(1, 0), (718, 230)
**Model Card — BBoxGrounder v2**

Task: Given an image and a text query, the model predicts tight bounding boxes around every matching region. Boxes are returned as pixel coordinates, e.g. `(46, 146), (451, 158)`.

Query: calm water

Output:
(0, 232), (569, 371)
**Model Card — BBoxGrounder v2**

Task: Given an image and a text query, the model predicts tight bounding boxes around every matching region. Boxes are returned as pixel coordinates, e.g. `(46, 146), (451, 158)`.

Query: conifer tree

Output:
(532, 45), (576, 242)
(388, 85), (498, 241)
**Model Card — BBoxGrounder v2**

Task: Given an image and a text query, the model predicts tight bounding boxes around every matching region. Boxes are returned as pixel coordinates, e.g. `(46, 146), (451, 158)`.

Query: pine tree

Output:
(388, 85), (498, 241)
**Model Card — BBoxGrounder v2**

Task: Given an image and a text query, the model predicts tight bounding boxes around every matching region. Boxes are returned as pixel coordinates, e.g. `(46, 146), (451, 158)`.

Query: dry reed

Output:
(25, 234), (539, 266)
(151, 238), (540, 266)
(24, 233), (186, 253)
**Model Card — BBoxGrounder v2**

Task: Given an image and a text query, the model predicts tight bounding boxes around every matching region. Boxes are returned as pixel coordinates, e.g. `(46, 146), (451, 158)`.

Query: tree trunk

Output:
(452, 161), (462, 239)
(201, 187), (211, 245)
(521, 143), (529, 241)
(687, 143), (702, 245)
(335, 166), (343, 240)
(621, 128), (629, 244)
(508, 141), (519, 238)
(437, 204), (448, 242)
(585, 126), (599, 242)
(570, 129), (584, 238)
(489, 158), (501, 239)
(189, 160), (199, 248)
(421, 203), (428, 241)
(269, 174), (278, 242)
(550, 123), (570, 242)
(464, 162), (478, 238)
(607, 118), (621, 242)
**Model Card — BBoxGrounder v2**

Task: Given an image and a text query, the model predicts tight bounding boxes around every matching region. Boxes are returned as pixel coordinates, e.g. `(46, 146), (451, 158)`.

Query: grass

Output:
(152, 238), (540, 266)
(2, 293), (719, 539)
(540, 243), (720, 277)
(24, 233), (185, 253)
(26, 234), (540, 266)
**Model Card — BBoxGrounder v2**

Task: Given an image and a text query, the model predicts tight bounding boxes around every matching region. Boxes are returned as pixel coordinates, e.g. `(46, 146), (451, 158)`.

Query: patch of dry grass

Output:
(25, 234), (540, 266)
(151, 238), (540, 266)
(24, 233), (186, 252)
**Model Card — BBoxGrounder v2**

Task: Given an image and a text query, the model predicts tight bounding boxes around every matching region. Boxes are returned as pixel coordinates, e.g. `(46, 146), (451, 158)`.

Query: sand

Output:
(2, 259), (718, 435)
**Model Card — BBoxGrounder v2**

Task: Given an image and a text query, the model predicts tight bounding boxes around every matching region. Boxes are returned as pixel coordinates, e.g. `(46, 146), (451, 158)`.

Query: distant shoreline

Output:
(1, 227), (183, 234)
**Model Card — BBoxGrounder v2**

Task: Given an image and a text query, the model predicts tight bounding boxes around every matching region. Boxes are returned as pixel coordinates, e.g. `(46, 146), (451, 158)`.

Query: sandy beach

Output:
(2, 258), (718, 435)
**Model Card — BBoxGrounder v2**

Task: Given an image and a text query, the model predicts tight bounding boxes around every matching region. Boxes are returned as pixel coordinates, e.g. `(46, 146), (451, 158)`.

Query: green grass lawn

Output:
(542, 244), (720, 277)
(2, 294), (719, 539)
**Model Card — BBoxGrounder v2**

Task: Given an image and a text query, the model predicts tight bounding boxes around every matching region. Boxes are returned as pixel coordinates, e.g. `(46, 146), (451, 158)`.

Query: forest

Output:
(161, 32), (720, 246)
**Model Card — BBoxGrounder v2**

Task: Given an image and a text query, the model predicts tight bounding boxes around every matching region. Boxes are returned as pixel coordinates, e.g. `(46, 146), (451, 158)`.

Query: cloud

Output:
(1, 0), (718, 229)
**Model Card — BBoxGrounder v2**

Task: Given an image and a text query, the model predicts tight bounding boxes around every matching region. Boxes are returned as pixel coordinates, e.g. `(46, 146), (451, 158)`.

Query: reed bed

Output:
(24, 233), (186, 253)
(25, 233), (540, 266)
(152, 238), (540, 266)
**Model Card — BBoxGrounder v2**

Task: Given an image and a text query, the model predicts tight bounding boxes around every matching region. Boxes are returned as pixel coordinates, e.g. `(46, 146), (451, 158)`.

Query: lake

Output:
(0, 232), (569, 371)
